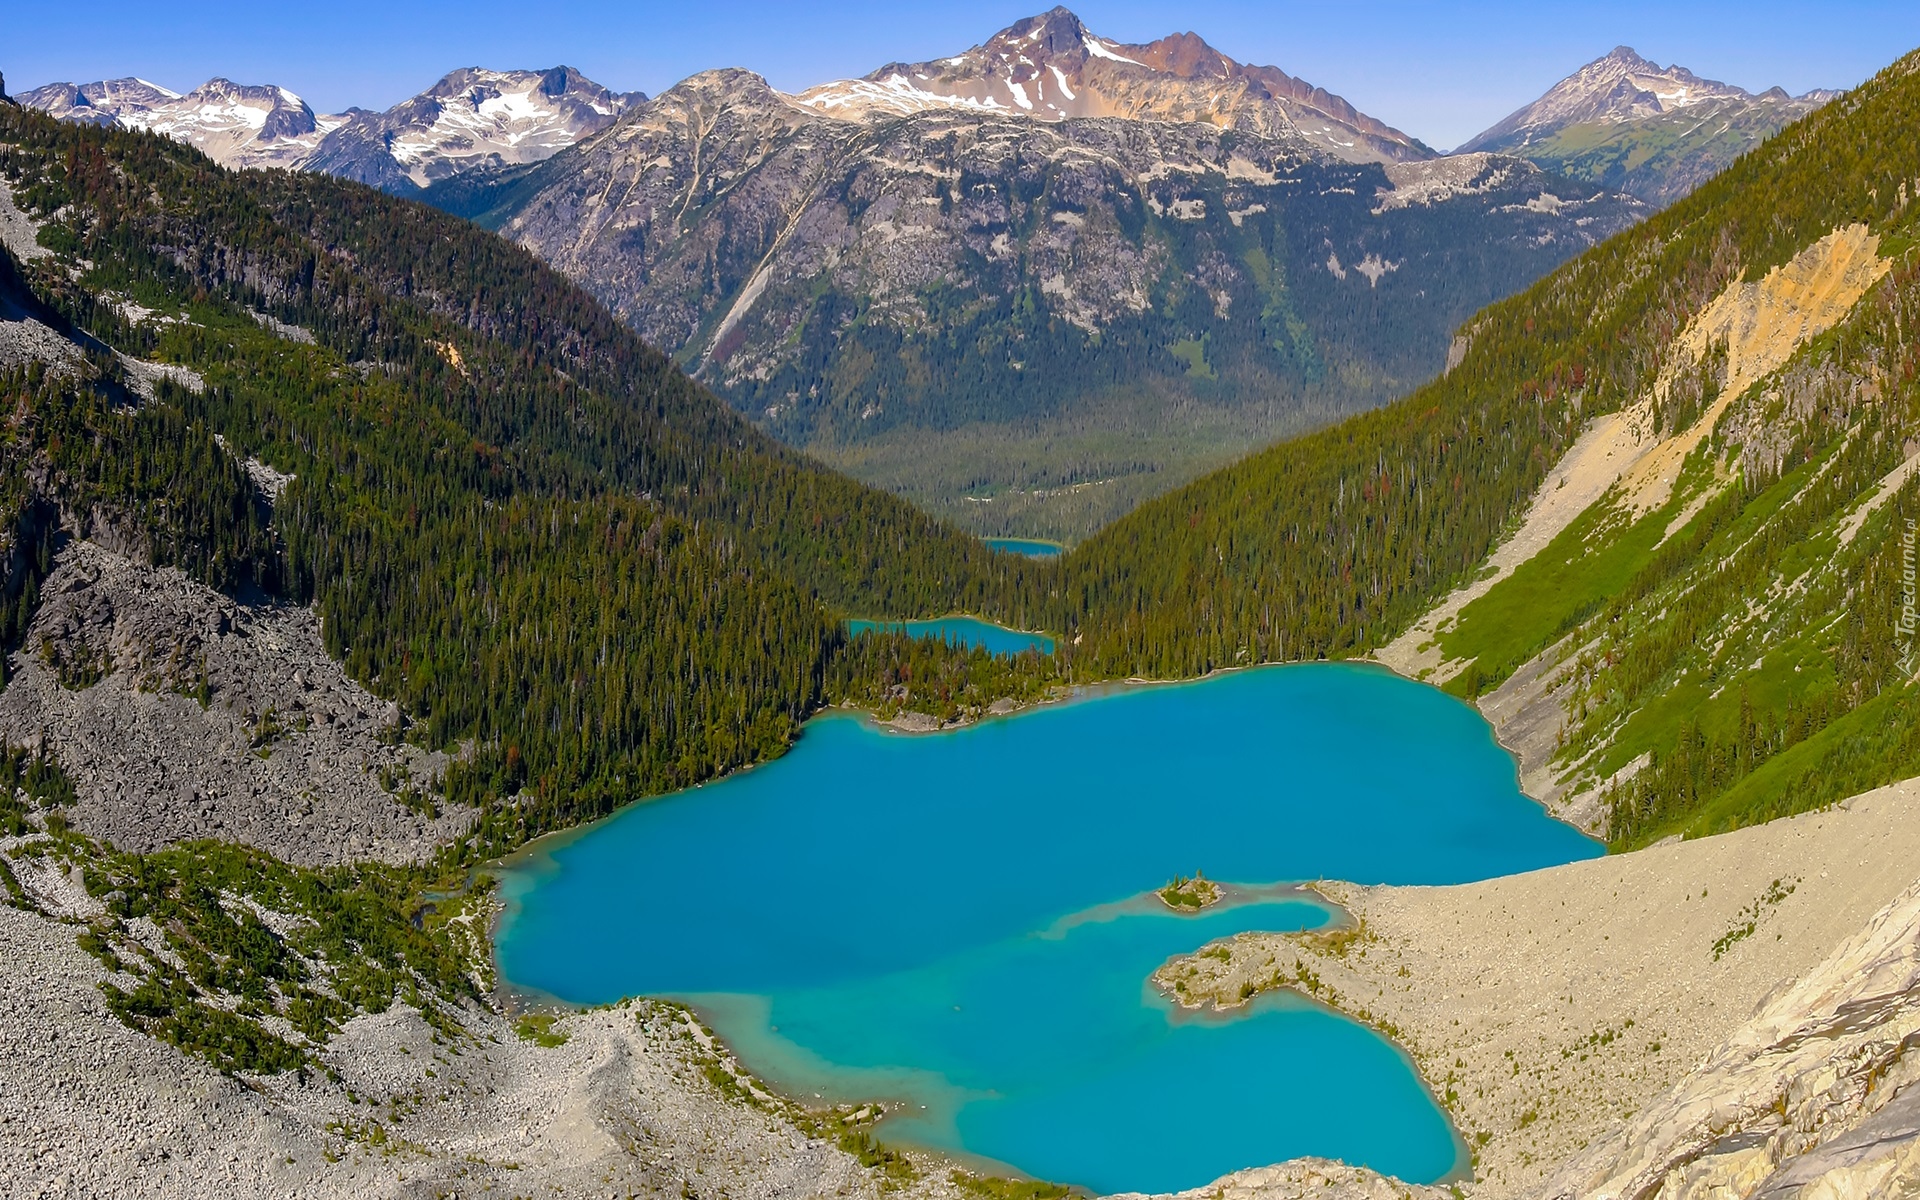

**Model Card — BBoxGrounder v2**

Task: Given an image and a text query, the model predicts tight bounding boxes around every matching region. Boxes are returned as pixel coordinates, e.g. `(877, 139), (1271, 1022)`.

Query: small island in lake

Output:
(1157, 871), (1222, 911)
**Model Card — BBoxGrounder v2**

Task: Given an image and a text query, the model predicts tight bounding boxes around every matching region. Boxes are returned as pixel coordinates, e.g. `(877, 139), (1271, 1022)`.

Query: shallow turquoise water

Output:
(495, 664), (1600, 1193)
(846, 615), (1056, 655)
(983, 537), (1065, 558)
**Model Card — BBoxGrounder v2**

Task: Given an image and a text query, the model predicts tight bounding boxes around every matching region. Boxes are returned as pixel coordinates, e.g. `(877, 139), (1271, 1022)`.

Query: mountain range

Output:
(16, 76), (345, 170)
(10, 11), (1835, 540)
(425, 9), (1654, 536)
(18, 66), (640, 190)
(790, 7), (1431, 162)
(15, 12), (1835, 533)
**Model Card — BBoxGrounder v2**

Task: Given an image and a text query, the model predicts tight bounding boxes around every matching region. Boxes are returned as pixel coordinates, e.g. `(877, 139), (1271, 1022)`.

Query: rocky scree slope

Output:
(0, 540), (470, 866)
(1155, 780), (1920, 1199)
(463, 14), (1642, 539)
(1459, 46), (1835, 206)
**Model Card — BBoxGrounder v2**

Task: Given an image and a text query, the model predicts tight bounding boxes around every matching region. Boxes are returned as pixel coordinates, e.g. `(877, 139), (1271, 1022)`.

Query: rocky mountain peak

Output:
(17, 77), (183, 127)
(265, 65), (641, 194)
(792, 7), (1430, 164)
(1460, 46), (1830, 153)
(191, 77), (322, 139)
(989, 5), (1092, 59)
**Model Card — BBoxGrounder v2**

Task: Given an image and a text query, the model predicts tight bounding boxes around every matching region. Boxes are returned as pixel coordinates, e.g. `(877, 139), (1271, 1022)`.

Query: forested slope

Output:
(0, 104), (1053, 848)
(8, 38), (1920, 869)
(1041, 51), (1918, 663)
(1042, 49), (1920, 844)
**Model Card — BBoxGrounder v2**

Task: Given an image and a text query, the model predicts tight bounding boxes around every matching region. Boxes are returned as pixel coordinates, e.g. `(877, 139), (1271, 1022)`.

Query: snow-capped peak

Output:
(19, 65), (643, 190)
(18, 75), (343, 169)
(301, 66), (644, 192)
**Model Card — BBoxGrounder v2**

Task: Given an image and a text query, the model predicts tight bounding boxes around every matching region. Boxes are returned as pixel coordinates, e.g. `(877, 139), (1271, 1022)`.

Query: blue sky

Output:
(7, 1), (1920, 150)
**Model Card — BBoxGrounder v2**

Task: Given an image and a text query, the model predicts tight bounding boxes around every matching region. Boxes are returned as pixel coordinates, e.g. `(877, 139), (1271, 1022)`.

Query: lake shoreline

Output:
(1149, 780), (1920, 1198)
(491, 663), (1578, 1193)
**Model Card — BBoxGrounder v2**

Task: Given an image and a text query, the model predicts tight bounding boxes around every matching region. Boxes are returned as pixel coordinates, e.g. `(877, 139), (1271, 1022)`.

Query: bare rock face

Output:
(0, 540), (471, 864)
(1538, 876), (1920, 1199)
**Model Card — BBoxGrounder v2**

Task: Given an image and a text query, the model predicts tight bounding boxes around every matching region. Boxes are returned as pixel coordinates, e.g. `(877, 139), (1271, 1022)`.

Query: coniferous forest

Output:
(5, 45), (1920, 869)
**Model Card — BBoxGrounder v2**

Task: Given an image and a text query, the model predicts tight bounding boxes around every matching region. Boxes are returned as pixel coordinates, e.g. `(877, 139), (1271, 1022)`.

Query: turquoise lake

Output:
(495, 664), (1601, 1194)
(846, 615), (1056, 656)
(983, 537), (1065, 558)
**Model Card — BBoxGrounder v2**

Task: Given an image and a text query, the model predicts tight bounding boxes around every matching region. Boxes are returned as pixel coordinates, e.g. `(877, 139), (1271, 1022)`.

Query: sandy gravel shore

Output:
(1154, 779), (1920, 1199)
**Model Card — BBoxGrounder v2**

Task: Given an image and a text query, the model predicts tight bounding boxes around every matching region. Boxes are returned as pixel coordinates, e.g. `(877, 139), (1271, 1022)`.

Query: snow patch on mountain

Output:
(19, 77), (341, 169)
(1082, 36), (1143, 66)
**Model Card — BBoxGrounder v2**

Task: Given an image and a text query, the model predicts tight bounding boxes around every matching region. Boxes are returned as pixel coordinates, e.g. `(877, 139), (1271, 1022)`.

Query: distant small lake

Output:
(983, 537), (1064, 559)
(495, 664), (1600, 1194)
(847, 615), (1055, 656)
